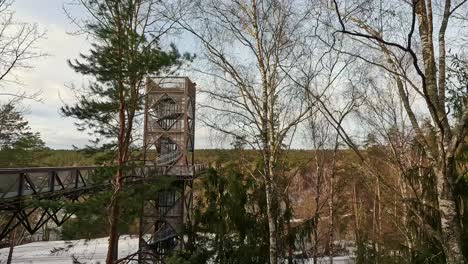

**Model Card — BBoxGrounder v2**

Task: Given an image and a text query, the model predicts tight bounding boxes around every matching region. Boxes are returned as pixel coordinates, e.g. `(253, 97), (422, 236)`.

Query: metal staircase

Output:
(140, 77), (197, 263)
(151, 191), (183, 255)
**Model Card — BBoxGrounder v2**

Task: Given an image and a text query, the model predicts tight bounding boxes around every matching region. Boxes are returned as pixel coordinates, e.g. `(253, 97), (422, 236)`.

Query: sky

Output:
(9, 0), (217, 149)
(11, 0), (91, 149)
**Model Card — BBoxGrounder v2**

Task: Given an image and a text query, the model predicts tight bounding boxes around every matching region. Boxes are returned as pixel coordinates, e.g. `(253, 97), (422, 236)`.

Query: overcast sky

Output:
(10, 0), (220, 149)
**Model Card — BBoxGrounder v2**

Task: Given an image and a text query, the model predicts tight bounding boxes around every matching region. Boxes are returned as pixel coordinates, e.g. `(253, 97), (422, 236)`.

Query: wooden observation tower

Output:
(139, 77), (197, 262)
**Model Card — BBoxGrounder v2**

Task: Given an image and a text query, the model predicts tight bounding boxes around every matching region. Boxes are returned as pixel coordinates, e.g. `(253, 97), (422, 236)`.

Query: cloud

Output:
(8, 5), (91, 149)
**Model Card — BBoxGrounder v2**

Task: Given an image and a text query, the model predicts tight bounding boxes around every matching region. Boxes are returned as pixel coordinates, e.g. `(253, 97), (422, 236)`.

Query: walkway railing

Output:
(0, 164), (208, 209)
(0, 164), (208, 241)
(155, 151), (182, 165)
(0, 166), (101, 207)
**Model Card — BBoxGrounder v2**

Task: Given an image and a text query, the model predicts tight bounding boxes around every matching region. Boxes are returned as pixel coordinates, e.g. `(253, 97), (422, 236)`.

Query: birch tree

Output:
(329, 0), (468, 262)
(357, 72), (449, 262)
(174, 1), (315, 262)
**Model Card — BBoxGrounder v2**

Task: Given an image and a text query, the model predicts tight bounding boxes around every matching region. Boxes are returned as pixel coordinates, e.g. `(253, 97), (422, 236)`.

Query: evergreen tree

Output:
(0, 102), (30, 150)
(61, 1), (191, 262)
(0, 102), (47, 167)
(170, 166), (269, 264)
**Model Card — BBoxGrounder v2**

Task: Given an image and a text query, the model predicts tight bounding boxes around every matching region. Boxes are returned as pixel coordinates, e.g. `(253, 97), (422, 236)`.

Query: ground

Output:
(0, 236), (138, 264)
(0, 236), (353, 263)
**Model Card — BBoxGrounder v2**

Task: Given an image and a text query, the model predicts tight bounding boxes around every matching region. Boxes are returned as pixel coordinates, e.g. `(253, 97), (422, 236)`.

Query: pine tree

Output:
(0, 102), (29, 150)
(171, 166), (269, 264)
(0, 102), (47, 167)
(61, 1), (190, 262)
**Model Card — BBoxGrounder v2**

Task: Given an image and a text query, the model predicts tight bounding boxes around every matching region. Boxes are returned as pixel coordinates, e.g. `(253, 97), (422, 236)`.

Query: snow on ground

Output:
(0, 236), (353, 264)
(291, 257), (353, 264)
(0, 235), (139, 264)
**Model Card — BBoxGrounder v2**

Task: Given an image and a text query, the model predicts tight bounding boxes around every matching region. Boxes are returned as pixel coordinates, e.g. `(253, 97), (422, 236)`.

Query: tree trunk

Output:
(7, 225), (16, 264)
(435, 164), (465, 264)
(313, 181), (320, 264)
(286, 198), (294, 264)
(352, 183), (363, 263)
(106, 170), (122, 263)
(312, 163), (321, 264)
(375, 179), (382, 263)
(313, 223), (318, 264)
(412, 2), (465, 260)
(254, 0), (279, 258)
(372, 189), (377, 263)
(329, 194), (334, 264)
(106, 86), (126, 264)
(7, 219), (24, 264)
(329, 138), (339, 264)
(265, 174), (278, 264)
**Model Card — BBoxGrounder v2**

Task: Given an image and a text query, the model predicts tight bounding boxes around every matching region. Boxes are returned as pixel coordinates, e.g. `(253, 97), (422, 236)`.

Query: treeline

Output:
(0, 100), (100, 168)
(1, 145), (467, 264)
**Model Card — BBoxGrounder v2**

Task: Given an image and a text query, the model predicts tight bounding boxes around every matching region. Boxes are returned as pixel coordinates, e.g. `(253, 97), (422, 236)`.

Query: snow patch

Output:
(0, 235), (139, 264)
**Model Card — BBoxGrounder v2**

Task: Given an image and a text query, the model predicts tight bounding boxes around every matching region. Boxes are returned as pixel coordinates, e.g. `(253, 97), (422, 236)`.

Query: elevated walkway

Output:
(0, 164), (207, 240)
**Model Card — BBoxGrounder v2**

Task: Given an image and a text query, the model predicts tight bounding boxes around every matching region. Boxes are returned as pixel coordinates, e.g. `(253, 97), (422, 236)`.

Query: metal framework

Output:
(139, 77), (197, 262)
(0, 164), (206, 242)
(0, 166), (104, 241)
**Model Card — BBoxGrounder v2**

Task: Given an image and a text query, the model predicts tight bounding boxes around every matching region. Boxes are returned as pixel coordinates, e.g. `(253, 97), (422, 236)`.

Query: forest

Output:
(0, 0), (467, 264)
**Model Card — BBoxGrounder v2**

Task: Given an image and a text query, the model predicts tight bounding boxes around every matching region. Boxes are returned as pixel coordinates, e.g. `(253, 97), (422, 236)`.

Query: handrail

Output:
(156, 151), (182, 165)
(0, 164), (208, 204)
(0, 163), (208, 242)
(0, 164), (208, 174)
(153, 223), (177, 243)
(0, 166), (98, 174)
